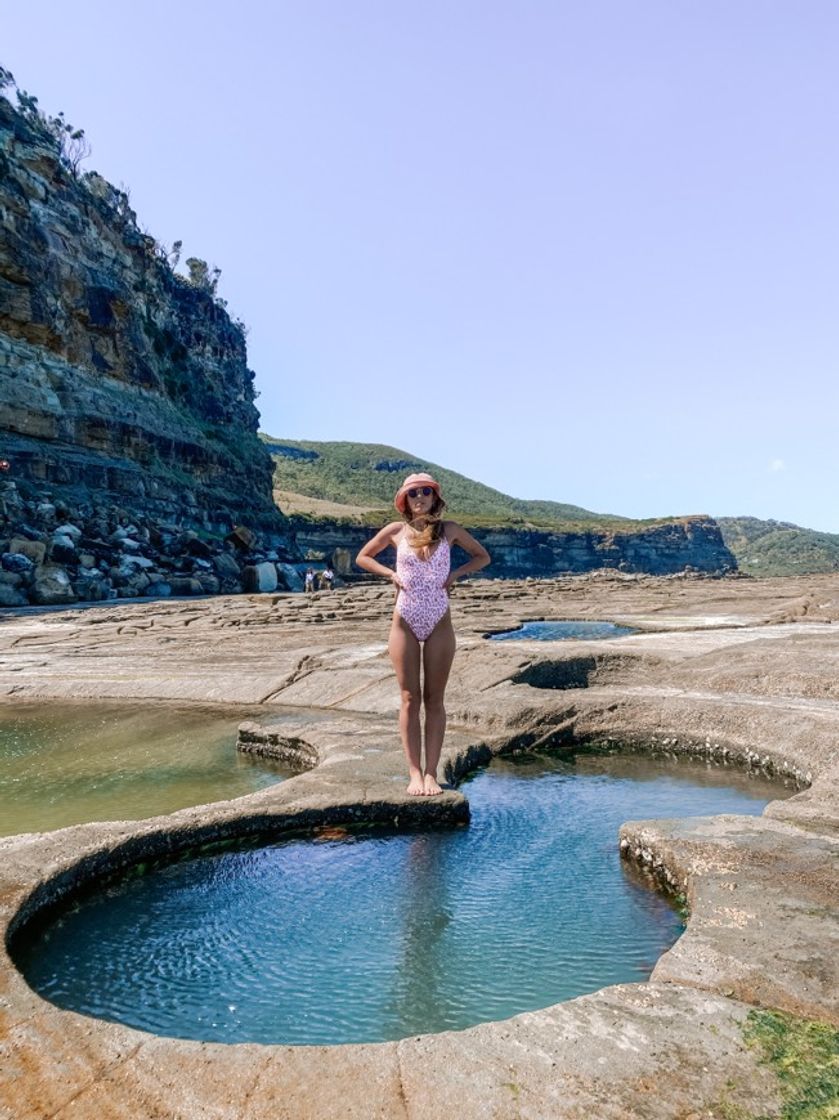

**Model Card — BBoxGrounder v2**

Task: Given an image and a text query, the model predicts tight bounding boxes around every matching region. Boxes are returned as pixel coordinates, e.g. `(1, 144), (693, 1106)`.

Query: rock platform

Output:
(1, 571), (838, 1118)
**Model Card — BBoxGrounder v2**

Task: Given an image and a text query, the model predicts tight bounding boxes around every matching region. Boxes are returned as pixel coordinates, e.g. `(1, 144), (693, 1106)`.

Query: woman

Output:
(355, 473), (491, 796)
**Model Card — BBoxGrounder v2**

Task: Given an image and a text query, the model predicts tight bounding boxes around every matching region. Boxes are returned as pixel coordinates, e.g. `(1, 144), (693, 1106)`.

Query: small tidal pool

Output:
(0, 702), (296, 836)
(489, 620), (637, 641)
(15, 750), (794, 1045)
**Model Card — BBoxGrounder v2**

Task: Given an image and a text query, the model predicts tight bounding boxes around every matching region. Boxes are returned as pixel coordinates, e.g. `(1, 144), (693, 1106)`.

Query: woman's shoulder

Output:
(441, 519), (462, 540)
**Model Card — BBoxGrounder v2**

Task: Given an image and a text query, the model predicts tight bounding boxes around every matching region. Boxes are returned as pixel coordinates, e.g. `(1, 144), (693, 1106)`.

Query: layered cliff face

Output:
(0, 95), (283, 537)
(290, 515), (736, 578)
(0, 93), (296, 605)
(468, 517), (735, 577)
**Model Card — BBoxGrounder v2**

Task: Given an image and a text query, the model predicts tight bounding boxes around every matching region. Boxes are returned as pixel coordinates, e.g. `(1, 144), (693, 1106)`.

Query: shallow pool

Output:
(0, 703), (295, 836)
(489, 620), (637, 641)
(15, 750), (793, 1045)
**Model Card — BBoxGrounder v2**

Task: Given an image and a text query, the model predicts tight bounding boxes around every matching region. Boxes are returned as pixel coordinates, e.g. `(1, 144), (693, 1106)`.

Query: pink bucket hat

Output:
(394, 472), (442, 515)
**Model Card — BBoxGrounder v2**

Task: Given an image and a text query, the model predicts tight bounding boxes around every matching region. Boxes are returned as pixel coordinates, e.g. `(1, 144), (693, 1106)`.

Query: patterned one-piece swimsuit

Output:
(395, 534), (451, 642)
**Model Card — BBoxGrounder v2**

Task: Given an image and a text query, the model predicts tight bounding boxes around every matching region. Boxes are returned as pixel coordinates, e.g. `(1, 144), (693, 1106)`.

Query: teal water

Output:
(0, 703), (295, 836)
(16, 751), (791, 1045)
(490, 620), (637, 641)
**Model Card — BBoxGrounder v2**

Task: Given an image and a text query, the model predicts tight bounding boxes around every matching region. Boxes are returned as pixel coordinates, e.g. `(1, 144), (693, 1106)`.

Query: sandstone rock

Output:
(145, 581), (172, 597)
(9, 537), (46, 564)
(278, 563), (304, 591)
(0, 92), (294, 607)
(168, 576), (204, 596)
(49, 533), (76, 563)
(227, 525), (258, 551)
(243, 562), (278, 593)
(71, 574), (111, 601)
(54, 523), (82, 540)
(195, 572), (220, 594)
(213, 552), (241, 578)
(31, 564), (76, 605)
(332, 547), (353, 575)
(121, 554), (155, 570)
(2, 551), (33, 574)
(0, 584), (27, 606)
(186, 536), (213, 559)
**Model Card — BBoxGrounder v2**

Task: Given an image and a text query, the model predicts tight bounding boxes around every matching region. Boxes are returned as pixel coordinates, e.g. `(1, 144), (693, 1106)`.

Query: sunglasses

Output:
(407, 486), (434, 498)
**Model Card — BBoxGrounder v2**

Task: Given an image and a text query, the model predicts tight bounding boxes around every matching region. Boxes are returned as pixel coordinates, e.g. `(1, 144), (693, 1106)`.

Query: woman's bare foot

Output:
(423, 773), (443, 796)
(407, 771), (425, 795)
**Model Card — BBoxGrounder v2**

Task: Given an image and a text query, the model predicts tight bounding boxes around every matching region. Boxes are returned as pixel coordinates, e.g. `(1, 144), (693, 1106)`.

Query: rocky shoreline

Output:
(0, 477), (305, 606)
(1, 572), (837, 1118)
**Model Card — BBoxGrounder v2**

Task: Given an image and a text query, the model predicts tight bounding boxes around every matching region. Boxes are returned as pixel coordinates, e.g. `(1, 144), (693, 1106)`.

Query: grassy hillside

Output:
(261, 436), (698, 531)
(718, 517), (839, 576)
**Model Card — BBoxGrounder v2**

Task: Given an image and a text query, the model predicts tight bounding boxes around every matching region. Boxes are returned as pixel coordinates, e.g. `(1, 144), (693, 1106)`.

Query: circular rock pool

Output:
(489, 620), (637, 641)
(15, 751), (792, 1045)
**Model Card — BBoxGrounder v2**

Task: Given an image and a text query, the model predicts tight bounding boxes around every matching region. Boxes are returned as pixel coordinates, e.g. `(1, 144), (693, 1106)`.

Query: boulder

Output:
(226, 525), (258, 551)
(55, 523), (82, 540)
(124, 571), (150, 594)
(186, 537), (213, 559)
(213, 552), (241, 579)
(72, 575), (111, 601)
(332, 547), (353, 576)
(2, 552), (34, 575)
(121, 554), (155, 570)
(0, 584), (27, 607)
(49, 533), (77, 564)
(168, 576), (205, 596)
(145, 581), (172, 597)
(277, 563), (304, 592)
(242, 562), (278, 593)
(195, 572), (220, 594)
(31, 564), (77, 605)
(9, 537), (46, 565)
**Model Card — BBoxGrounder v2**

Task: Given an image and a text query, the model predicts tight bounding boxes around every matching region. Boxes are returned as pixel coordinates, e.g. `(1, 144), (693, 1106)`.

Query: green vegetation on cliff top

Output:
(261, 436), (705, 533)
(718, 517), (839, 578)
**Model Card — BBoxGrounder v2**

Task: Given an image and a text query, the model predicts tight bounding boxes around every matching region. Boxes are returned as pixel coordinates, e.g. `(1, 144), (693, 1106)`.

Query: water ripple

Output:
(17, 751), (790, 1044)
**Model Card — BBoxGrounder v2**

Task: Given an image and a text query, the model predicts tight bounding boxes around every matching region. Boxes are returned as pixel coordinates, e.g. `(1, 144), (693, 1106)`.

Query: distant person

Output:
(320, 565), (334, 591)
(355, 473), (490, 796)
(304, 567), (316, 594)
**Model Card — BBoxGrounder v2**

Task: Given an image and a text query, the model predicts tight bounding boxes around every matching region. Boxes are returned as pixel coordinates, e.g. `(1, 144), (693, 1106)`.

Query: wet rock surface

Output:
(1, 571), (838, 1118)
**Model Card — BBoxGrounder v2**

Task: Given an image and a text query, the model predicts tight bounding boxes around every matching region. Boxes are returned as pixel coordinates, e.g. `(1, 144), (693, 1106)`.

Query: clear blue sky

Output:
(4, 2), (838, 530)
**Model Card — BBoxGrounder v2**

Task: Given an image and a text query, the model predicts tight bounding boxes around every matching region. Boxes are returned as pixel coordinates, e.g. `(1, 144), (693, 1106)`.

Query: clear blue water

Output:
(489, 620), (637, 641)
(16, 751), (789, 1045)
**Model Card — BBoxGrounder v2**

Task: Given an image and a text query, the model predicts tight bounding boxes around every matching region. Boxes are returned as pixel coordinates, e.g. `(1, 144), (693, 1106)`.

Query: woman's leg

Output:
(388, 612), (425, 794)
(421, 613), (456, 795)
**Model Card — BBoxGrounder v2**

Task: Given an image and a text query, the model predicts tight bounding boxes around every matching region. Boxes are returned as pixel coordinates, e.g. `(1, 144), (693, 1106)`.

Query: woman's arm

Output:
(444, 522), (491, 591)
(355, 522), (404, 587)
